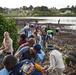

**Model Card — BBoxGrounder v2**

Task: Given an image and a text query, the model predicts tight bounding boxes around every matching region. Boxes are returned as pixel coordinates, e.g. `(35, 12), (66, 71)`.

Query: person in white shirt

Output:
(55, 27), (61, 35)
(0, 31), (13, 55)
(46, 44), (65, 75)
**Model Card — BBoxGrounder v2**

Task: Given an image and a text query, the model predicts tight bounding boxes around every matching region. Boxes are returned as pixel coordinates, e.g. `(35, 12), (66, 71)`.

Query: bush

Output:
(0, 13), (19, 53)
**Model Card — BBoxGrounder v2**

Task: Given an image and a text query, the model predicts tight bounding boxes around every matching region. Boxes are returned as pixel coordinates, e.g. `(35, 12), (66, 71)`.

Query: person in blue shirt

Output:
(0, 67), (9, 75)
(0, 55), (43, 75)
(15, 44), (42, 63)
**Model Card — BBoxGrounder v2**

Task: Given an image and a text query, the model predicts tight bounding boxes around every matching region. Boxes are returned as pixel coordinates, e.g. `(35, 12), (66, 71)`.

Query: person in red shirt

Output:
(35, 24), (39, 32)
(19, 34), (27, 46)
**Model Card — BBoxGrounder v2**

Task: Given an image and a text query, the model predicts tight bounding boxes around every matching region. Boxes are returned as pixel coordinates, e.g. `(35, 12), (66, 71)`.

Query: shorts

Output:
(42, 35), (47, 41)
(47, 35), (52, 40)
(56, 29), (59, 32)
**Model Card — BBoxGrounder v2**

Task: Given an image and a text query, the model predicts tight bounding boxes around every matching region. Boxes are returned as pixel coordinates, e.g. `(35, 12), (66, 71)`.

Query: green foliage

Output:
(28, 5), (33, 11)
(1, 5), (76, 17)
(5, 13), (27, 17)
(32, 6), (52, 16)
(0, 13), (19, 52)
(0, 7), (4, 13)
(60, 8), (71, 12)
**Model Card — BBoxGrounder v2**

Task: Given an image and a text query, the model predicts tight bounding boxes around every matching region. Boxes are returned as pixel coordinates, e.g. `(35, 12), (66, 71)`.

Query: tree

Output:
(50, 7), (59, 14)
(32, 6), (51, 16)
(0, 7), (4, 13)
(28, 5), (33, 11)
(67, 5), (70, 8)
(0, 14), (19, 52)
(74, 6), (76, 14)
(22, 6), (28, 10)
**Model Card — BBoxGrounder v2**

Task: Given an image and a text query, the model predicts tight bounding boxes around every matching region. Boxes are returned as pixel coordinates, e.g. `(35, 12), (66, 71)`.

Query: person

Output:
(0, 31), (13, 55)
(15, 44), (42, 62)
(55, 27), (61, 35)
(58, 19), (60, 25)
(0, 55), (17, 75)
(33, 31), (40, 43)
(23, 22), (30, 37)
(19, 34), (27, 46)
(64, 51), (76, 73)
(64, 51), (76, 75)
(35, 24), (39, 32)
(35, 19), (38, 24)
(0, 55), (43, 75)
(47, 28), (54, 44)
(29, 24), (34, 32)
(41, 29), (47, 47)
(46, 44), (65, 75)
(17, 38), (35, 52)
(41, 25), (47, 30)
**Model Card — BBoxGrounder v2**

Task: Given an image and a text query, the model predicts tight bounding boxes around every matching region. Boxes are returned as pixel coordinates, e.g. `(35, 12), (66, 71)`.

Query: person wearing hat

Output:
(15, 44), (41, 62)
(46, 44), (65, 75)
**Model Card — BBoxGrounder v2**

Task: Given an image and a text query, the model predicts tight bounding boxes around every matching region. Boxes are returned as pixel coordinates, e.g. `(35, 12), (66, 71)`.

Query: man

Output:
(0, 55), (17, 75)
(33, 31), (40, 43)
(65, 51), (76, 67)
(47, 28), (54, 43)
(0, 55), (43, 75)
(0, 31), (13, 55)
(17, 38), (35, 52)
(15, 44), (41, 62)
(46, 44), (65, 75)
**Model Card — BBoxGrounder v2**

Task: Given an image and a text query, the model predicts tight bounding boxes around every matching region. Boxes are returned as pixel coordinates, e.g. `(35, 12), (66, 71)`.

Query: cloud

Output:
(0, 0), (76, 8)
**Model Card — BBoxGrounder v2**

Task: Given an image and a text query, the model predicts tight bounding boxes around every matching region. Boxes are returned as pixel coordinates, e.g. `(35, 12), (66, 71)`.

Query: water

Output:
(14, 17), (76, 30)
(17, 17), (76, 24)
(27, 17), (76, 30)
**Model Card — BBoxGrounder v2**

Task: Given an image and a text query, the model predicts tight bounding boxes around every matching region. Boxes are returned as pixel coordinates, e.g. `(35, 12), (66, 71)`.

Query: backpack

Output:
(9, 59), (43, 75)
(9, 59), (32, 75)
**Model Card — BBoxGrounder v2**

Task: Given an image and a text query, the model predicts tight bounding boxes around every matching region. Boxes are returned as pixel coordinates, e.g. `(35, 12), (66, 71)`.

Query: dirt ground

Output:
(40, 23), (76, 75)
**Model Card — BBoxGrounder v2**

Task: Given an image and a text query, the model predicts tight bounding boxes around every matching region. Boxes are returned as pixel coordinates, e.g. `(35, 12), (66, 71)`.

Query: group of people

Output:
(0, 21), (76, 75)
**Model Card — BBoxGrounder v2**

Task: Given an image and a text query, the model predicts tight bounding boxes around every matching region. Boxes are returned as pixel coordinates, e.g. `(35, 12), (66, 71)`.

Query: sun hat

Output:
(33, 44), (41, 53)
(46, 44), (54, 50)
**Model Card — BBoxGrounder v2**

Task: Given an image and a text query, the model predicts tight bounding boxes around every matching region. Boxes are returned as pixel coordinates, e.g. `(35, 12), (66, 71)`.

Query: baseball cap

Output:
(33, 44), (41, 54)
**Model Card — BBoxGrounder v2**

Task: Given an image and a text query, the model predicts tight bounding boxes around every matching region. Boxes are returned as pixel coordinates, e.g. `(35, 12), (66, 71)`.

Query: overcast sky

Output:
(0, 0), (76, 9)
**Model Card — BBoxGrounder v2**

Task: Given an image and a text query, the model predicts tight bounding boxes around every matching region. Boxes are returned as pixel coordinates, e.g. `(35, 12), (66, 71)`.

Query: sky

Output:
(0, 0), (76, 9)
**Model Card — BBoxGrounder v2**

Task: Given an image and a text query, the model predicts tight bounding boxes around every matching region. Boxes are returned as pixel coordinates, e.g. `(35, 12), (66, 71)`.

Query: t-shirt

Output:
(36, 50), (45, 62)
(47, 30), (53, 34)
(0, 68), (8, 75)
(18, 46), (36, 61)
(41, 25), (46, 29)
(47, 30), (53, 36)
(24, 25), (29, 30)
(3, 38), (13, 53)
(19, 39), (26, 46)
(56, 27), (61, 31)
